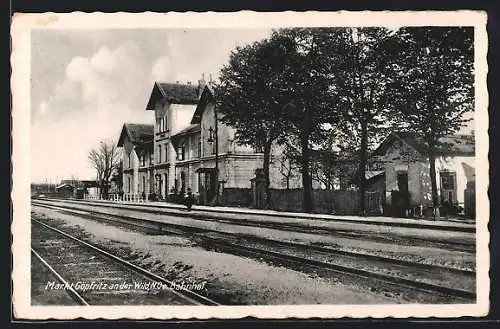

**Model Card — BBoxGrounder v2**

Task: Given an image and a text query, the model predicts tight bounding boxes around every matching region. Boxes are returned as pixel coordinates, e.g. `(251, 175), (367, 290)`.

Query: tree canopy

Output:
(393, 27), (474, 218)
(215, 26), (474, 216)
(215, 37), (293, 207)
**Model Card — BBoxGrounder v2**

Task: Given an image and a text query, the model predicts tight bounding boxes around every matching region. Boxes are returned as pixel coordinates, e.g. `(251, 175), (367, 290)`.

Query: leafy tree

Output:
(323, 27), (403, 215)
(276, 142), (300, 190)
(310, 150), (339, 190)
(310, 132), (341, 190)
(215, 38), (290, 208)
(88, 140), (121, 199)
(394, 27), (474, 219)
(270, 28), (344, 212)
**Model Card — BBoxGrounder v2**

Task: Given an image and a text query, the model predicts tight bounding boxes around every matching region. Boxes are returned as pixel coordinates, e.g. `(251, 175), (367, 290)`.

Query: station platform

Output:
(74, 198), (476, 232)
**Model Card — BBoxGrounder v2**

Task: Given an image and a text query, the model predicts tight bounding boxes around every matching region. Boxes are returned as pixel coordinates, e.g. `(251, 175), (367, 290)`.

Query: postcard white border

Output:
(11, 10), (489, 319)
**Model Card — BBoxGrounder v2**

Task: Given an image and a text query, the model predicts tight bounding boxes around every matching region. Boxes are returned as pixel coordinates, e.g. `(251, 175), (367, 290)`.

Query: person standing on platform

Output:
(185, 188), (194, 211)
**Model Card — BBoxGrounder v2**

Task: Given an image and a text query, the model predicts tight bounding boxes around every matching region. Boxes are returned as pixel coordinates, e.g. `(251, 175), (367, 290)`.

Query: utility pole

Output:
(214, 100), (219, 206)
(209, 73), (220, 206)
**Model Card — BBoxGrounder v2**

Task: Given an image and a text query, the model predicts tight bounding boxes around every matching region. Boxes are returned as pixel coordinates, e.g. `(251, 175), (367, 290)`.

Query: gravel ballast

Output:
(32, 206), (436, 305)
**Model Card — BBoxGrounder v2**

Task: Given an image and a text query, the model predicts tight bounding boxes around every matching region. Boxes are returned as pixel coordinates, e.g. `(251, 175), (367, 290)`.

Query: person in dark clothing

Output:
(185, 188), (194, 211)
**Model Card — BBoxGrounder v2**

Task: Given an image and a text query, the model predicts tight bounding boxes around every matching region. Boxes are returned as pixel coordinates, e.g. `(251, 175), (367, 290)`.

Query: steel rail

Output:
(32, 218), (221, 306)
(34, 199), (476, 252)
(37, 197), (476, 233)
(33, 203), (476, 301)
(31, 248), (90, 306)
(33, 201), (476, 277)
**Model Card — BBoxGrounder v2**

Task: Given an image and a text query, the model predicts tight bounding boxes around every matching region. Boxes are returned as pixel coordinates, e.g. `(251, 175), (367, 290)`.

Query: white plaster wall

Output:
(138, 171), (153, 195)
(168, 104), (196, 190)
(435, 155), (475, 204)
(382, 140), (426, 206)
(121, 135), (140, 195)
(383, 140), (475, 206)
(87, 187), (99, 197)
(131, 149), (139, 195)
(169, 104), (197, 135)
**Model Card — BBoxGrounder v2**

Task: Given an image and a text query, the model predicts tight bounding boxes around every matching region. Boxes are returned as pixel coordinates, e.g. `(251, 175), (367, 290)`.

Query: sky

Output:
(30, 27), (475, 184)
(30, 28), (272, 183)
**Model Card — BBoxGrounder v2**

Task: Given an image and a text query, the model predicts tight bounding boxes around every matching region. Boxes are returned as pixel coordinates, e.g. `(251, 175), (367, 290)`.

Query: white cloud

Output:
(33, 41), (156, 181)
(31, 30), (274, 183)
(38, 101), (48, 115)
(66, 56), (92, 82)
(151, 56), (173, 82)
(53, 79), (79, 100)
(90, 46), (115, 73)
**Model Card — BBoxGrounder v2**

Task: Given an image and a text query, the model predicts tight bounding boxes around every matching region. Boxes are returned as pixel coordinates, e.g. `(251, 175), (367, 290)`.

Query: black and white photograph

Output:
(11, 11), (489, 319)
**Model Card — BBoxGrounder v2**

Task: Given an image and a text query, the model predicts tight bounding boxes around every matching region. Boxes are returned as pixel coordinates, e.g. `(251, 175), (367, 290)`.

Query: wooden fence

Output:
(260, 189), (385, 215)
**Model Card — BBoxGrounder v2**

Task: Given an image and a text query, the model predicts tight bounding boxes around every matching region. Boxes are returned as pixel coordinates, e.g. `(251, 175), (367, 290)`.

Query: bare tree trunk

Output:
(359, 120), (368, 216)
(301, 134), (313, 213)
(263, 141), (272, 208)
(429, 149), (440, 220)
(103, 181), (109, 200)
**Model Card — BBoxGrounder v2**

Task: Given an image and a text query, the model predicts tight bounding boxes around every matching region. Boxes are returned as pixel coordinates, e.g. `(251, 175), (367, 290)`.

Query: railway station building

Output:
(117, 76), (304, 204)
(117, 123), (154, 198)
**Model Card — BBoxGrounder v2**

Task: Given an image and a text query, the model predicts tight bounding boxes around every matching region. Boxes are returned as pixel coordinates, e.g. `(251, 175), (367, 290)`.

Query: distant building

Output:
(372, 131), (475, 214)
(55, 183), (74, 198)
(80, 180), (100, 198)
(116, 123), (154, 197)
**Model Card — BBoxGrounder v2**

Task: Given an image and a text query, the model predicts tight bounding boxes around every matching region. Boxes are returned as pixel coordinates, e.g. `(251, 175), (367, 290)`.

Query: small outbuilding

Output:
(55, 184), (74, 198)
(372, 131), (475, 217)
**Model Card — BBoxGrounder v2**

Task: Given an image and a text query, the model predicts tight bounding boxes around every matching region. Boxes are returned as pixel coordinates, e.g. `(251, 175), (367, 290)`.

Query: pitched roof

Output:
(146, 82), (200, 110)
(56, 183), (74, 190)
(81, 180), (99, 188)
(134, 139), (154, 153)
(365, 170), (385, 181)
(171, 124), (201, 138)
(438, 134), (475, 155)
(117, 123), (154, 147)
(347, 170), (385, 186)
(373, 131), (475, 157)
(191, 84), (215, 124)
(170, 124), (201, 148)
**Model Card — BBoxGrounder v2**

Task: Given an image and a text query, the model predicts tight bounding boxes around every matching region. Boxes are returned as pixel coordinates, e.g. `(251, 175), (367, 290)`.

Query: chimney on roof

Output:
(208, 73), (216, 88)
(176, 80), (179, 84)
(197, 73), (206, 97)
(187, 81), (192, 85)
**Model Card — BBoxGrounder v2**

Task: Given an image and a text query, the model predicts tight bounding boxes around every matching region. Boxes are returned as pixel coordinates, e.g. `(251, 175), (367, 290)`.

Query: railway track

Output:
(33, 201), (476, 303)
(31, 218), (220, 306)
(38, 198), (475, 232)
(33, 198), (475, 252)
